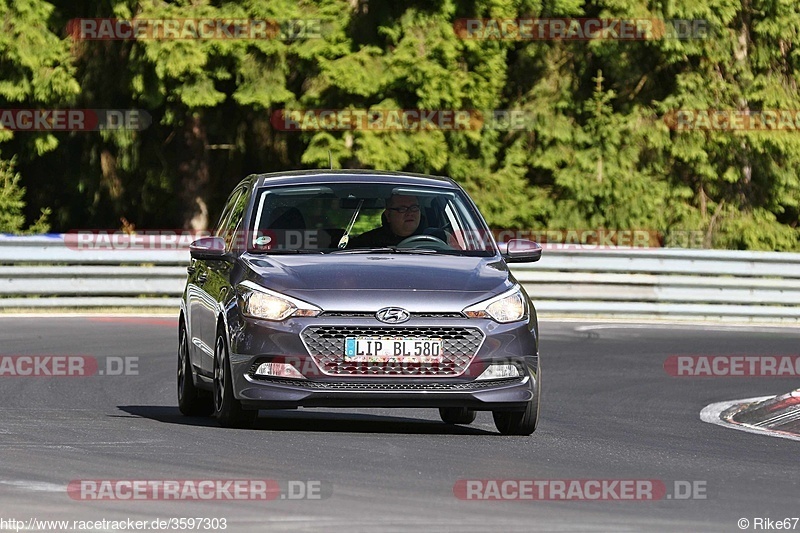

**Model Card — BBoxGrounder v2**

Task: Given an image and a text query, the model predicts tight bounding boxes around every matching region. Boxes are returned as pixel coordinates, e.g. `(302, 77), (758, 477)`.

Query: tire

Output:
(213, 331), (257, 429)
(439, 407), (477, 425)
(492, 367), (540, 436)
(177, 324), (213, 416)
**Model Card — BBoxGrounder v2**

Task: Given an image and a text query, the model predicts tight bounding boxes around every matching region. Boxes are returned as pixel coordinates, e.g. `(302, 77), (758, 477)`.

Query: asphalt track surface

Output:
(0, 317), (798, 532)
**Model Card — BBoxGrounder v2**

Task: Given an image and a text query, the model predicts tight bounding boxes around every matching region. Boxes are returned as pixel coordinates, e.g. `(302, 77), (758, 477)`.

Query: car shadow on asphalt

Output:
(116, 405), (498, 435)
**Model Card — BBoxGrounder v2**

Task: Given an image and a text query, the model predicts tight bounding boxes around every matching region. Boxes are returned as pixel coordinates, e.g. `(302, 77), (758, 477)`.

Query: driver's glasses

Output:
(387, 205), (420, 214)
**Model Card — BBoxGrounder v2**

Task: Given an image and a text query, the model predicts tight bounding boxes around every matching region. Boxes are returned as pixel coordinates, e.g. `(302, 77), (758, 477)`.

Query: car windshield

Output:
(247, 182), (495, 256)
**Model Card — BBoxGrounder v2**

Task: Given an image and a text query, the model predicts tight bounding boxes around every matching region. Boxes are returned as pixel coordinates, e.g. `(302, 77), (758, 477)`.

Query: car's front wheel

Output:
(439, 407), (476, 425)
(177, 324), (213, 416)
(213, 331), (257, 429)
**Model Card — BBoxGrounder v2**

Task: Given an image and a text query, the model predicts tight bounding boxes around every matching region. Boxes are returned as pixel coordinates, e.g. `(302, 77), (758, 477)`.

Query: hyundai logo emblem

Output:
(376, 307), (411, 324)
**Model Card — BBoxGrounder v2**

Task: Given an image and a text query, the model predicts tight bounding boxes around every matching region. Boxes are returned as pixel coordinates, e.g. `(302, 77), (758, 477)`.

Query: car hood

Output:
(240, 253), (513, 311)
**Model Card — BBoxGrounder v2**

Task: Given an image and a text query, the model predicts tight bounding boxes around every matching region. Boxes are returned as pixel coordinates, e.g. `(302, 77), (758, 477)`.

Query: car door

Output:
(188, 187), (244, 376)
(198, 186), (252, 371)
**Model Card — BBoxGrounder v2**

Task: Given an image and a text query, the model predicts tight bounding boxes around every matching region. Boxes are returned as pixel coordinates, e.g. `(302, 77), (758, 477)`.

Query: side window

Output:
(224, 188), (251, 251)
(214, 189), (244, 237)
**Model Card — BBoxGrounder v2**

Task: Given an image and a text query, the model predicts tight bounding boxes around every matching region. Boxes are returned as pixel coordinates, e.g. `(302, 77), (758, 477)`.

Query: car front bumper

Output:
(228, 314), (539, 411)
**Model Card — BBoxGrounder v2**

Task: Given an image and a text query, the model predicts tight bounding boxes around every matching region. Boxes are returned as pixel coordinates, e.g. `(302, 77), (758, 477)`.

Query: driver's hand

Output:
(446, 231), (463, 250)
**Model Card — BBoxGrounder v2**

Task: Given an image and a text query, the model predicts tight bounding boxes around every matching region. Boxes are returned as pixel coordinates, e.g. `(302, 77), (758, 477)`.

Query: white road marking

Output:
(0, 313), (176, 317)
(0, 479), (65, 492)
(573, 323), (800, 333)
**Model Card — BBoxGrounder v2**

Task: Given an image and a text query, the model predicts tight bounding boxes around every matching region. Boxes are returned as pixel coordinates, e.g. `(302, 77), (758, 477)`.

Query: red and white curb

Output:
(700, 395), (800, 442)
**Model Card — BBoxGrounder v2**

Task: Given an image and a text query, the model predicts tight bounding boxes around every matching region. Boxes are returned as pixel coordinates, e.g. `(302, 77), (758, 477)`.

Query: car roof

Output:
(249, 169), (460, 189)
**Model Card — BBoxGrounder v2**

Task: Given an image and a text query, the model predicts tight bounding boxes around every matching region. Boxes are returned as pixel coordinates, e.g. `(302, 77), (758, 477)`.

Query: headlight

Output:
(237, 281), (321, 321)
(463, 287), (527, 323)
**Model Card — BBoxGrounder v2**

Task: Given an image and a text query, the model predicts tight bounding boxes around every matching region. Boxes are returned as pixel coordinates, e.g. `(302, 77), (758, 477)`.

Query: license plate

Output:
(344, 336), (443, 363)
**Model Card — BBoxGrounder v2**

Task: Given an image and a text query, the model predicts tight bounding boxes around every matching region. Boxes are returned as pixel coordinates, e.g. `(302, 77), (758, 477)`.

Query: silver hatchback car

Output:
(178, 170), (542, 434)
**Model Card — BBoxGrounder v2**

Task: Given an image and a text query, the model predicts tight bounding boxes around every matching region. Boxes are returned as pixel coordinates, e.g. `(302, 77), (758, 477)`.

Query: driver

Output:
(350, 194), (425, 247)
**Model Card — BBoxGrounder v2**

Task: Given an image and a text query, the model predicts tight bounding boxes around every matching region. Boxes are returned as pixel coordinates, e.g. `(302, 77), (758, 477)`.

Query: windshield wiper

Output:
(326, 247), (394, 255)
(249, 249), (323, 254)
(327, 247), (437, 255)
(392, 247), (438, 254)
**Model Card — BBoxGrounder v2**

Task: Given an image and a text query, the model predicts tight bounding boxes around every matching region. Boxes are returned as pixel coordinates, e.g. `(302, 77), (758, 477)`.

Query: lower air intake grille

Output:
(250, 376), (524, 390)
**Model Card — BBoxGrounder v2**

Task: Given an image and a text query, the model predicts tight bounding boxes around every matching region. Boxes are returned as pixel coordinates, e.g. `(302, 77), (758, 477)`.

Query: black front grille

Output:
(301, 326), (483, 376)
(249, 376), (524, 391)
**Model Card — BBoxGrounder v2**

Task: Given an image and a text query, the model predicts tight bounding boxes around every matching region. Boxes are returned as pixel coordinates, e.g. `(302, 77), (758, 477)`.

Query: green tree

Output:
(0, 157), (49, 234)
(0, 0), (78, 231)
(1, 0), (798, 250)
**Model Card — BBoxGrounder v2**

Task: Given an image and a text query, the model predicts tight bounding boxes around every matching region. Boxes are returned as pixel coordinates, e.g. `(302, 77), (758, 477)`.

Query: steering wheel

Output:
(397, 234), (452, 250)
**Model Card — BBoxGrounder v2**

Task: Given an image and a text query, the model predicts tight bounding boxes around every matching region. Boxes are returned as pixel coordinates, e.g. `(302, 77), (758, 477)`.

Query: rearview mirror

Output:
(189, 237), (227, 260)
(498, 239), (542, 263)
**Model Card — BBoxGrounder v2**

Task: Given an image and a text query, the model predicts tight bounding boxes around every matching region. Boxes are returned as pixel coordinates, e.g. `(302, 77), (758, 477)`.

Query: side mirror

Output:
(498, 239), (542, 263)
(189, 237), (228, 260)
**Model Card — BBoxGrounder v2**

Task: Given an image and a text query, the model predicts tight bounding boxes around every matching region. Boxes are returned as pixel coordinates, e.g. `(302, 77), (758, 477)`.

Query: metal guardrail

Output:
(512, 247), (800, 321)
(0, 235), (185, 308)
(1, 235), (799, 321)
